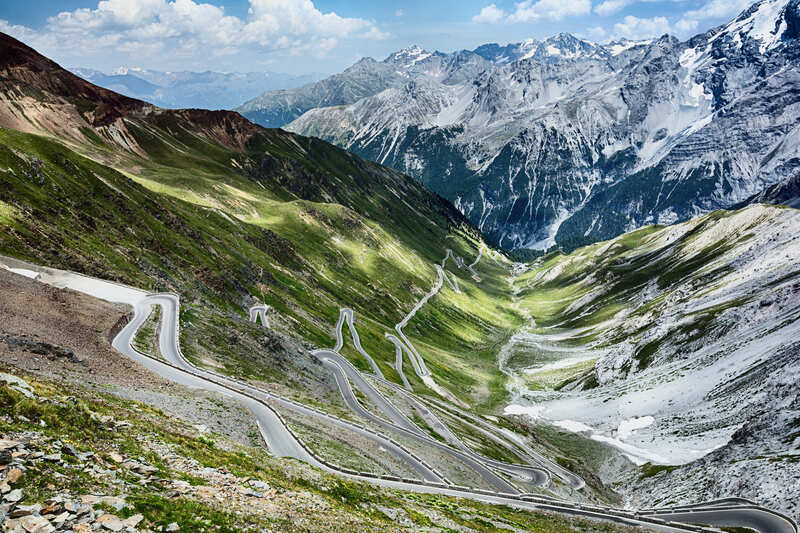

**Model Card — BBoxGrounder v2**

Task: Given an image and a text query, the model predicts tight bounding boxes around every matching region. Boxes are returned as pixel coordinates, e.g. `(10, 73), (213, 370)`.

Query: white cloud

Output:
(395, 9), (404, 17)
(362, 26), (391, 40)
(0, 19), (45, 43)
(245, 0), (373, 41)
(508, 0), (592, 22)
(613, 15), (672, 40)
(593, 0), (751, 42)
(1, 0), (384, 69)
(674, 17), (699, 34)
(683, 0), (752, 20)
(472, 4), (506, 24)
(594, 0), (634, 16)
(473, 0), (590, 24)
(585, 26), (609, 40)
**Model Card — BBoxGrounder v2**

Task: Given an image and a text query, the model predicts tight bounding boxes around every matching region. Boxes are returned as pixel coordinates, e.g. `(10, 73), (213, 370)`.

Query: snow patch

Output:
(617, 416), (655, 440)
(504, 403), (545, 418)
(553, 419), (594, 433)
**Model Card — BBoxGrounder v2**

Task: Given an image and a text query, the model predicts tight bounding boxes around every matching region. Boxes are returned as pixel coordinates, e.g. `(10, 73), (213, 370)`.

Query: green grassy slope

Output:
(0, 32), (523, 406)
(0, 122), (520, 406)
(510, 205), (798, 389)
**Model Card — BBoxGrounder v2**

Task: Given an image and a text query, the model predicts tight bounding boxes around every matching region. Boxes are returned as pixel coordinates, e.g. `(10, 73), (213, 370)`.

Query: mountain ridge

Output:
(236, 32), (626, 129)
(0, 32), (147, 127)
(71, 65), (319, 111)
(269, 0), (800, 251)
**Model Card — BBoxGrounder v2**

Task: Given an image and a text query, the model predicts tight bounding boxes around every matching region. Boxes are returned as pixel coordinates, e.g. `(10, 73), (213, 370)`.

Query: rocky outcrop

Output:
(1, 336), (83, 364)
(741, 170), (800, 207)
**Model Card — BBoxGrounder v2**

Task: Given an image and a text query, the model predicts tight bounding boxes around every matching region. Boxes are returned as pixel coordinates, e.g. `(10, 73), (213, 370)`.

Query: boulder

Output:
(96, 513), (125, 532)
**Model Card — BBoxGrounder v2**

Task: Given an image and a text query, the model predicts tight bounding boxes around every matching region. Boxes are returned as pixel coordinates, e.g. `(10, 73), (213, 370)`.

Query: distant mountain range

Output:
(242, 0), (800, 252)
(71, 66), (321, 111)
(235, 38), (630, 129)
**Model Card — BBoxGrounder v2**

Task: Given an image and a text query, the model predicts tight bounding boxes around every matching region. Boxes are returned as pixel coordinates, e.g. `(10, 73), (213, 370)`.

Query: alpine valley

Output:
(242, 0), (800, 252)
(0, 2), (798, 533)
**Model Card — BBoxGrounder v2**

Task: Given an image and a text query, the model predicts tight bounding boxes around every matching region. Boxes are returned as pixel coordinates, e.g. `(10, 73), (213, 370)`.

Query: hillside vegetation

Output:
(0, 32), (521, 408)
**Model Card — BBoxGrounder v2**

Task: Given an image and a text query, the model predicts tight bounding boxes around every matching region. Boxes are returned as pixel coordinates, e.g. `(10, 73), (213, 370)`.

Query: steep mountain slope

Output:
(72, 67), (318, 111)
(503, 204), (800, 518)
(236, 58), (409, 128)
(287, 0), (800, 252)
(743, 170), (800, 207)
(0, 31), (520, 410)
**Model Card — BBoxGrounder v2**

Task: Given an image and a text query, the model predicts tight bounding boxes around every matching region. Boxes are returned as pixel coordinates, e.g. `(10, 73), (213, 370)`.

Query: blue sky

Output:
(0, 0), (754, 75)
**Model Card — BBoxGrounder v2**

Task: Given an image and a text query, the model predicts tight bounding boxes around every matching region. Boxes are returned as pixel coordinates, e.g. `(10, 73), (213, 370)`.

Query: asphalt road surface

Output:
(6, 254), (796, 533)
(104, 292), (798, 533)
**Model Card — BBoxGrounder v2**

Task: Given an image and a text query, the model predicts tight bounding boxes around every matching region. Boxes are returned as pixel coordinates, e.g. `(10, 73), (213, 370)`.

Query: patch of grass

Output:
(405, 507), (435, 526)
(327, 479), (373, 507)
(0, 199), (16, 224)
(287, 419), (391, 475)
(0, 383), (105, 440)
(522, 358), (599, 391)
(432, 407), (524, 465)
(126, 494), (256, 532)
(132, 304), (161, 357)
(639, 462), (680, 479)
(633, 339), (662, 370)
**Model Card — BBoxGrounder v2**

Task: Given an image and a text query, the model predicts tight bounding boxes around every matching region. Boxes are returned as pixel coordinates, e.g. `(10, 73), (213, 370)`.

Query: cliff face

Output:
(287, 0), (800, 251)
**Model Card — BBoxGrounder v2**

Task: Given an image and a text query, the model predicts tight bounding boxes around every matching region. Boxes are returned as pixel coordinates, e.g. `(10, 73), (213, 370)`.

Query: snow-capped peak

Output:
(384, 45), (433, 68)
(111, 66), (148, 76)
(518, 38), (540, 56)
(471, 35), (607, 64)
(713, 0), (797, 53)
(604, 38), (653, 56)
(539, 33), (609, 60)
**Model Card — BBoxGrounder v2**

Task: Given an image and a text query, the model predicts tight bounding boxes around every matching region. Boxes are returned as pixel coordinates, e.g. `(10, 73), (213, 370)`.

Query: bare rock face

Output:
(742, 170), (800, 207)
(285, 0), (800, 251)
(1, 336), (82, 364)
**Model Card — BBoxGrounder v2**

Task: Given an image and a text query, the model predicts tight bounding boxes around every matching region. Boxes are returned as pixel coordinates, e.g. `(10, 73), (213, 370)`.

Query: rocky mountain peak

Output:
(285, 0), (800, 252)
(384, 45), (433, 68)
(345, 56), (384, 72)
(713, 0), (797, 52)
(540, 32), (609, 61)
(0, 33), (148, 127)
